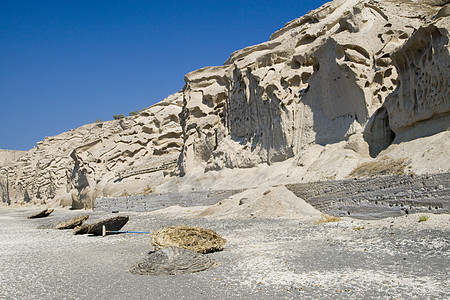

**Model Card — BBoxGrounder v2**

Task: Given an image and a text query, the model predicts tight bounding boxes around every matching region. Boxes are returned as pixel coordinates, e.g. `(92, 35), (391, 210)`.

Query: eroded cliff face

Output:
(0, 93), (183, 208)
(0, 150), (26, 167)
(383, 20), (449, 141)
(180, 0), (449, 172)
(1, 0), (449, 208)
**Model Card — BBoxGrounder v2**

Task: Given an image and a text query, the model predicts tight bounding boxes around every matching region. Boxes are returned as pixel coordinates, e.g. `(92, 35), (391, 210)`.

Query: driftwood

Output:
(129, 247), (215, 275)
(55, 215), (89, 229)
(151, 225), (226, 254)
(27, 209), (54, 219)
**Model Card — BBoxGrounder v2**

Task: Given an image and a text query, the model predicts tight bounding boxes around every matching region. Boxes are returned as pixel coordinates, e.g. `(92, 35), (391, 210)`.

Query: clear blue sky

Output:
(1, 0), (328, 150)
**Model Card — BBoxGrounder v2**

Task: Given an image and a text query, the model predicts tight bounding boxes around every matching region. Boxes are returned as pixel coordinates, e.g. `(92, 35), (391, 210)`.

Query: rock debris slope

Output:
(1, 0), (449, 208)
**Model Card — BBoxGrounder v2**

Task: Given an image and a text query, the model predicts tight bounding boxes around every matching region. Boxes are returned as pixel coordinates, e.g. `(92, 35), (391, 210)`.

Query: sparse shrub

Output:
(349, 156), (408, 178)
(143, 184), (153, 194)
(95, 119), (103, 123)
(418, 215), (429, 222)
(314, 214), (341, 224)
(113, 114), (125, 120)
(129, 108), (141, 116)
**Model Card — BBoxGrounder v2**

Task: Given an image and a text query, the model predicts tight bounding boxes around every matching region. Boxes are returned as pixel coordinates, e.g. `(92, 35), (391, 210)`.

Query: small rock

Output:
(73, 223), (92, 235)
(239, 198), (248, 205)
(55, 215), (89, 230)
(27, 209), (54, 219)
(87, 216), (129, 236)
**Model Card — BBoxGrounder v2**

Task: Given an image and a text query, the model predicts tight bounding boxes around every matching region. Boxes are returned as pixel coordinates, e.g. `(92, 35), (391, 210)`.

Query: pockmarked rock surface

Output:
(129, 247), (216, 276)
(1, 94), (183, 209)
(1, 0), (449, 209)
(0, 150), (26, 167)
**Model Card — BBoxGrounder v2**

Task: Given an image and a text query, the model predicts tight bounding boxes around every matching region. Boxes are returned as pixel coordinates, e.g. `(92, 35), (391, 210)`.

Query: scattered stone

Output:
(238, 198), (248, 205)
(54, 215), (89, 230)
(73, 223), (92, 235)
(151, 225), (226, 254)
(27, 209), (54, 219)
(87, 216), (129, 236)
(129, 247), (215, 275)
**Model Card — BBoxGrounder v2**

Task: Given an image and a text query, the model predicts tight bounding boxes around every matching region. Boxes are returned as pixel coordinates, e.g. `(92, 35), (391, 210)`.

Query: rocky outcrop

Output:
(384, 21), (449, 138)
(87, 215), (129, 236)
(1, 93), (183, 208)
(73, 215), (129, 235)
(27, 208), (54, 219)
(287, 172), (450, 219)
(73, 223), (91, 235)
(365, 16), (450, 155)
(1, 0), (449, 208)
(0, 150), (27, 167)
(179, 0), (450, 171)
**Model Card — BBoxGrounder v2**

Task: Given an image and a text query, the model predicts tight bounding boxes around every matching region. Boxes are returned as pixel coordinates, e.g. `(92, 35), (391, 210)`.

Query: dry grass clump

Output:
(143, 184), (153, 194)
(418, 214), (430, 222)
(314, 214), (341, 224)
(151, 225), (226, 254)
(349, 156), (408, 178)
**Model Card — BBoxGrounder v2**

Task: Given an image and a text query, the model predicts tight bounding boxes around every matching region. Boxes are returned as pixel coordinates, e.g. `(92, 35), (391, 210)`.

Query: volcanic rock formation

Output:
(1, 0), (449, 208)
(1, 93), (183, 208)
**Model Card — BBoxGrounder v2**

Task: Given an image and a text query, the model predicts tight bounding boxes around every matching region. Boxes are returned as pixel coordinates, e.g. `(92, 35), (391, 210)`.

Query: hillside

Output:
(1, 0), (449, 209)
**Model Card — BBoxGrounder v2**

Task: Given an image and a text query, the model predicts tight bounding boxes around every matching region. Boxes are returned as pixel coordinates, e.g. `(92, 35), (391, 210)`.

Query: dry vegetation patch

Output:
(418, 214), (430, 222)
(151, 225), (226, 254)
(349, 156), (409, 178)
(314, 214), (341, 224)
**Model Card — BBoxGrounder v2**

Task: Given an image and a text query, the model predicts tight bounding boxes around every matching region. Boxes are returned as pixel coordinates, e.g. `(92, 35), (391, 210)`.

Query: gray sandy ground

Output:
(0, 207), (449, 299)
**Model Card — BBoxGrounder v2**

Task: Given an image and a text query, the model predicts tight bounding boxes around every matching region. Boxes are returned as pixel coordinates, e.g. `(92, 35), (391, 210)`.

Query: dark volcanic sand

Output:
(0, 206), (449, 299)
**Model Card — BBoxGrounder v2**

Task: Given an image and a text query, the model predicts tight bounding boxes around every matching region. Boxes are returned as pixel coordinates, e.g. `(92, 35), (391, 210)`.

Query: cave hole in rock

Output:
(24, 190), (31, 202)
(364, 107), (396, 157)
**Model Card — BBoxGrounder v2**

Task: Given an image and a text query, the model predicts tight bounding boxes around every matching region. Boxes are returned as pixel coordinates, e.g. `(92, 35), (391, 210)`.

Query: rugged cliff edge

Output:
(1, 0), (449, 208)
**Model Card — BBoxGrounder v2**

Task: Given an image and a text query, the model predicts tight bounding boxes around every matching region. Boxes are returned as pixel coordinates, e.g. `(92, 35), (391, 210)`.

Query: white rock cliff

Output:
(1, 0), (449, 208)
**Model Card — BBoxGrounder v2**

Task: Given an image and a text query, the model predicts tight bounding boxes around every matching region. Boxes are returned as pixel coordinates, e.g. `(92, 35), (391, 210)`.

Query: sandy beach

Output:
(1, 205), (449, 299)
